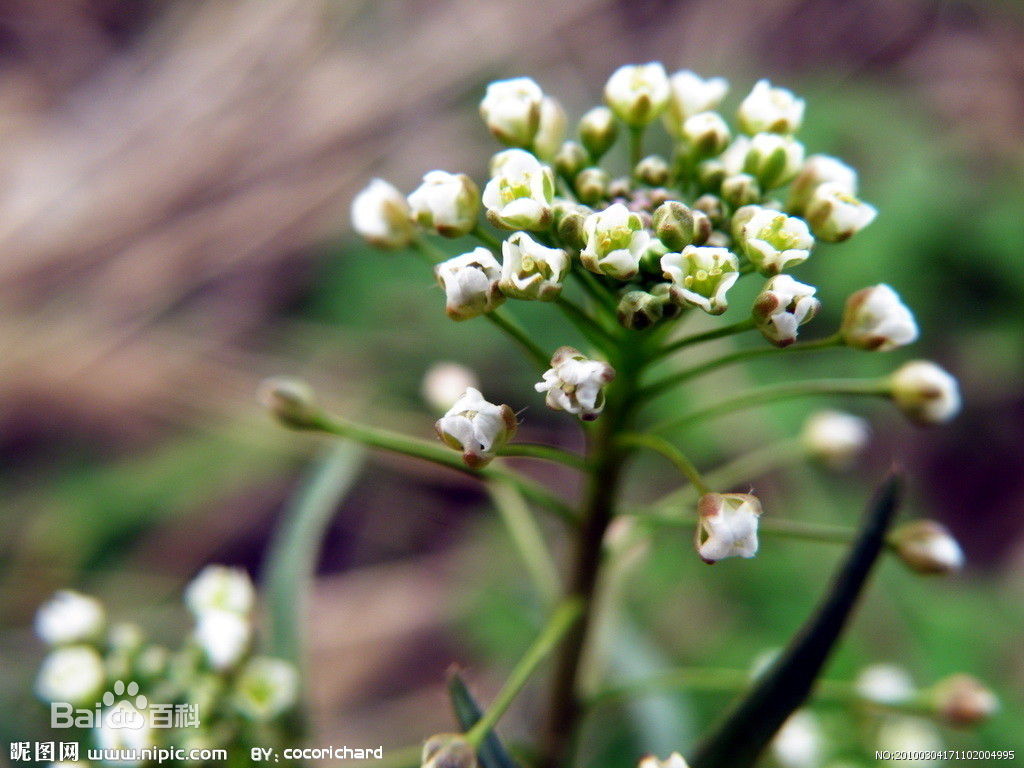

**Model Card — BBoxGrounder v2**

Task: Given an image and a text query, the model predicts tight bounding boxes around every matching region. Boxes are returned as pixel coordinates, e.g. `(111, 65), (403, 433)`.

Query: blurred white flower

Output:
(234, 657), (300, 721)
(734, 206), (814, 275)
(801, 410), (870, 468)
(805, 181), (877, 242)
(479, 77), (543, 147)
(891, 520), (965, 574)
(435, 387), (517, 468)
(696, 493), (762, 563)
(788, 154), (858, 214)
(771, 711), (824, 768)
(96, 705), (154, 765)
(840, 284), (918, 351)
(744, 133), (805, 189)
(889, 361), (961, 424)
(535, 347), (615, 421)
(533, 97), (567, 160)
(931, 674), (999, 726)
(194, 609), (251, 671)
(407, 171), (479, 238)
(638, 752), (690, 768)
(855, 663), (916, 705)
(737, 79), (805, 134)
(482, 149), (555, 230)
(661, 245), (739, 315)
(500, 231), (570, 301)
(35, 590), (105, 646)
(604, 62), (671, 126)
(185, 565), (254, 618)
(578, 106), (618, 159)
(680, 111), (731, 156)
(665, 70), (728, 132)
(753, 275), (820, 347)
(434, 248), (505, 321)
(36, 646), (105, 704)
(422, 362), (479, 413)
(581, 202), (650, 279)
(877, 716), (942, 767)
(350, 179), (414, 248)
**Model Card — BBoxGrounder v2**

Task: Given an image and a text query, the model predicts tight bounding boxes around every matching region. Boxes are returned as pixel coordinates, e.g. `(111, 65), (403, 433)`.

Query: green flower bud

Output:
(653, 201), (696, 250)
(696, 159), (726, 191)
(721, 173), (761, 207)
(617, 289), (666, 330)
(258, 377), (321, 429)
(553, 203), (588, 250)
(574, 167), (611, 205)
(579, 106), (619, 159)
(554, 141), (589, 180)
(693, 194), (725, 226)
(604, 63), (671, 127)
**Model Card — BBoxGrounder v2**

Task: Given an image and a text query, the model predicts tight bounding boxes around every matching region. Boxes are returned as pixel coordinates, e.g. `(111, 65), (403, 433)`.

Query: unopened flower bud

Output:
(36, 646), (105, 705)
(891, 520), (964, 575)
(635, 155), (670, 186)
(771, 711), (823, 768)
(737, 79), (805, 135)
(638, 752), (690, 768)
(535, 347), (615, 421)
(693, 194), (724, 226)
(653, 201), (696, 251)
(435, 388), (517, 468)
(581, 202), (650, 280)
(234, 657), (300, 721)
(696, 492), (762, 563)
(500, 231), (570, 301)
(930, 674), (998, 726)
(661, 245), (740, 315)
(575, 167), (611, 204)
(533, 97), (567, 160)
(479, 77), (543, 148)
(186, 565), (255, 617)
(721, 173), (761, 207)
(422, 734), (477, 768)
(696, 159), (726, 190)
(579, 106), (619, 159)
(801, 410), (870, 468)
(435, 248), (505, 321)
(744, 133), (805, 189)
(607, 176), (633, 199)
(258, 377), (321, 429)
(840, 284), (918, 351)
(554, 141), (589, 180)
(681, 111), (731, 157)
(422, 363), (479, 412)
(804, 182), (877, 242)
(407, 171), (480, 238)
(604, 62), (671, 127)
(855, 663), (916, 705)
(735, 206), (814, 275)
(194, 609), (250, 670)
(665, 70), (728, 133)
(889, 361), (960, 425)
(787, 154), (858, 214)
(753, 275), (820, 346)
(651, 283), (682, 319)
(617, 289), (666, 330)
(553, 203), (588, 250)
(35, 590), (105, 646)
(351, 179), (415, 248)
(482, 149), (555, 231)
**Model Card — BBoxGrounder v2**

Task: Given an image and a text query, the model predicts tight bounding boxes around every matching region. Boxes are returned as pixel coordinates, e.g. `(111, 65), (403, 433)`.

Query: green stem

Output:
(307, 412), (577, 523)
(487, 480), (562, 606)
(642, 333), (845, 401)
(572, 265), (618, 315)
(556, 296), (619, 351)
(617, 432), (711, 495)
(628, 126), (645, 170)
(486, 310), (551, 372)
(465, 598), (585, 747)
(650, 377), (890, 434)
(412, 236), (450, 264)
(473, 222), (504, 252)
(498, 442), (588, 470)
(653, 317), (757, 360)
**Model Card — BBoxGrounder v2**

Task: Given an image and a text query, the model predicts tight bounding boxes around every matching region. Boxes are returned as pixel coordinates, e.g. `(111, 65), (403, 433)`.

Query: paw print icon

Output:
(102, 681), (149, 730)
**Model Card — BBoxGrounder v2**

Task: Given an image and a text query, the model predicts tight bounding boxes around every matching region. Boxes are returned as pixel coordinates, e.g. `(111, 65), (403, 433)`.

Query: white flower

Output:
(735, 206), (814, 275)
(35, 646), (105, 704)
(579, 106), (618, 159)
(744, 133), (805, 189)
(500, 231), (570, 300)
(665, 70), (728, 132)
(407, 171), (479, 238)
(422, 362), (479, 412)
(680, 111), (731, 156)
(801, 410), (870, 468)
(753, 275), (820, 346)
(535, 346), (615, 421)
(891, 520), (964, 574)
(234, 657), (300, 721)
(96, 705), (154, 764)
(889, 361), (961, 424)
(805, 181), (877, 242)
(350, 179), (414, 248)
(185, 565), (255, 617)
(604, 62), (671, 127)
(856, 663), (916, 705)
(720, 136), (752, 176)
(435, 387), (517, 468)
(581, 202), (650, 279)
(435, 248), (505, 321)
(788, 154), (858, 214)
(35, 590), (105, 646)
(482, 149), (555, 230)
(695, 492), (762, 563)
(737, 79), (805, 134)
(931, 674), (999, 726)
(638, 752), (690, 768)
(771, 711), (824, 768)
(877, 717), (942, 766)
(194, 609), (251, 671)
(840, 284), (919, 351)
(533, 97), (567, 160)
(661, 245), (740, 315)
(479, 77), (543, 147)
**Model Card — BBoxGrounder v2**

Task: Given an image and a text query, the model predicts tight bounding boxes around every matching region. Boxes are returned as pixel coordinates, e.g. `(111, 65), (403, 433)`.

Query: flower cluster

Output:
(34, 567), (299, 760)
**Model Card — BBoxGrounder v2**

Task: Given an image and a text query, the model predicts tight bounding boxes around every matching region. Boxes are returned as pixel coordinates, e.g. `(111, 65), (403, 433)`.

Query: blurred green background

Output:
(0, 0), (1021, 765)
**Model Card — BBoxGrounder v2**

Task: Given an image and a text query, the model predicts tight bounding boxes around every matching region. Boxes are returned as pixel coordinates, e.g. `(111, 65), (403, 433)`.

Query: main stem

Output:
(539, 355), (640, 767)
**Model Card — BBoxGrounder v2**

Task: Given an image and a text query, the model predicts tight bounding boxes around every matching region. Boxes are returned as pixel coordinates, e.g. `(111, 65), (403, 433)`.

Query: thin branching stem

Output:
(616, 432), (712, 495)
(653, 317), (757, 360)
(486, 310), (551, 371)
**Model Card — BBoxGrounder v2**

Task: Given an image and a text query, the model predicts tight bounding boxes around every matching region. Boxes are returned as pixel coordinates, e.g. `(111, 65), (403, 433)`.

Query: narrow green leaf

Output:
(690, 473), (904, 768)
(447, 668), (520, 768)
